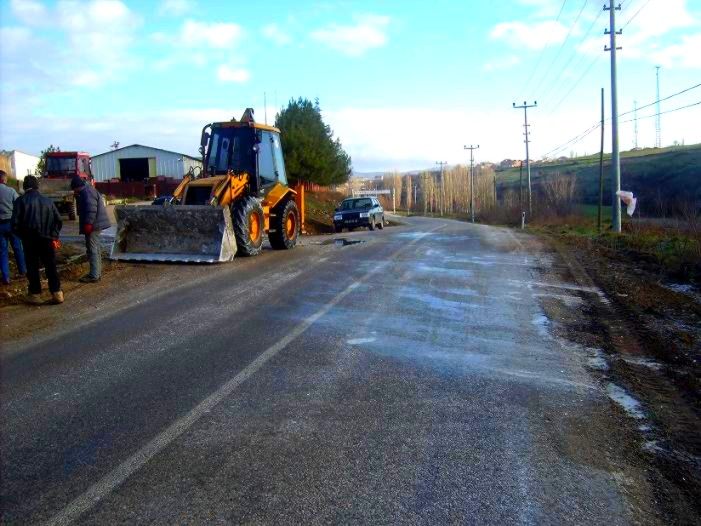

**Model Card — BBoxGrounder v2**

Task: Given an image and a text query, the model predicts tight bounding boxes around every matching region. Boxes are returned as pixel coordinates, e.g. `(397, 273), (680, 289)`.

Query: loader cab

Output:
(203, 122), (287, 197)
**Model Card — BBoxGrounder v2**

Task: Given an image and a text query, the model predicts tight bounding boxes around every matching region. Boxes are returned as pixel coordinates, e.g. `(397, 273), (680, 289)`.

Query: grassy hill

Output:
(496, 143), (701, 214)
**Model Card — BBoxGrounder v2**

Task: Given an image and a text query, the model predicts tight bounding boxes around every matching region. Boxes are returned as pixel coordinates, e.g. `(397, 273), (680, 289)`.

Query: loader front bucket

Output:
(110, 205), (237, 263)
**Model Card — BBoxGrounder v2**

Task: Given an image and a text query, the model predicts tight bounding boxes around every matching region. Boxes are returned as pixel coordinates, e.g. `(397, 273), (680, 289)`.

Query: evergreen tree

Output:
(275, 98), (351, 185)
(36, 144), (61, 175)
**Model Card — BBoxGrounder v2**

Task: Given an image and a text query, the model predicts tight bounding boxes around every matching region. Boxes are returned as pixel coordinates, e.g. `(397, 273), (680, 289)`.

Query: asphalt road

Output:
(2, 216), (648, 524)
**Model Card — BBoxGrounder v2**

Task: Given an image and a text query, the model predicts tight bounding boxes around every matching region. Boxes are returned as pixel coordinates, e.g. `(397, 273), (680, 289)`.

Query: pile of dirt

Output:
(0, 242), (114, 307)
(540, 232), (701, 523)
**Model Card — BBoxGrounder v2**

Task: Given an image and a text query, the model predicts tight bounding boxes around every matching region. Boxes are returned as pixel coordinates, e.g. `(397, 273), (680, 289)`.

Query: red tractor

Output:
(42, 151), (93, 220)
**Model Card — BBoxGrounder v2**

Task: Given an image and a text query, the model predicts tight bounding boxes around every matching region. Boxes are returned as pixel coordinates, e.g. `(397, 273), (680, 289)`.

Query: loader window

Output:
(257, 131), (276, 186)
(206, 128), (255, 175)
(272, 134), (287, 185)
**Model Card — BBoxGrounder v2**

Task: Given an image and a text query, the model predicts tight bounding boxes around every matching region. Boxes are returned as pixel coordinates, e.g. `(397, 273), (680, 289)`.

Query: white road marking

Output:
(45, 227), (441, 526)
(347, 337), (377, 345)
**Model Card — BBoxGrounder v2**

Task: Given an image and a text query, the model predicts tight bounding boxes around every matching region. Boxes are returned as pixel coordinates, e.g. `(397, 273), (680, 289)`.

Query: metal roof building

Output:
(91, 144), (202, 182)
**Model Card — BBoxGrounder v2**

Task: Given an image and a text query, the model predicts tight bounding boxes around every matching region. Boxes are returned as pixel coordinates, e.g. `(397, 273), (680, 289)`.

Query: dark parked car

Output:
(333, 197), (385, 232)
(152, 195), (178, 206)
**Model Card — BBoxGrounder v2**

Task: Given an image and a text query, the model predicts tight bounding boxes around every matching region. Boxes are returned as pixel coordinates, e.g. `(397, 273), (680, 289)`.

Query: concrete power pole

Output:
(513, 101), (537, 217)
(464, 145), (479, 223)
(605, 1), (622, 233)
(633, 100), (639, 149)
(436, 161), (447, 217)
(655, 66), (662, 148)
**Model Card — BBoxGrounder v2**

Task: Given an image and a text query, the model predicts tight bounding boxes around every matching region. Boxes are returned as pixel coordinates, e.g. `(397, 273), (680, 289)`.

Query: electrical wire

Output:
(540, 9), (605, 109)
(520, 0), (570, 98)
(622, 0), (653, 29)
(546, 54), (604, 115)
(620, 100), (701, 124)
(542, 99), (700, 158)
(618, 82), (701, 118)
(529, 0), (591, 100)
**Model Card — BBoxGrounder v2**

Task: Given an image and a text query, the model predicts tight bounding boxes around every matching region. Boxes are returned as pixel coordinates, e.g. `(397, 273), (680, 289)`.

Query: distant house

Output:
(498, 159), (521, 170)
(91, 144), (202, 182)
(0, 150), (40, 181)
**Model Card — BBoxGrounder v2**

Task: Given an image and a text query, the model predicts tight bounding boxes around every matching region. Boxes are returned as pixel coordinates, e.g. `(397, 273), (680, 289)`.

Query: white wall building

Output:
(91, 144), (202, 182)
(0, 150), (40, 181)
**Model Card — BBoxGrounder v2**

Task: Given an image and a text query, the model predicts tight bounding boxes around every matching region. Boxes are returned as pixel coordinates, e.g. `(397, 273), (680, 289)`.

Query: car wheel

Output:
(368, 216), (375, 231)
(378, 215), (385, 229)
(334, 225), (343, 233)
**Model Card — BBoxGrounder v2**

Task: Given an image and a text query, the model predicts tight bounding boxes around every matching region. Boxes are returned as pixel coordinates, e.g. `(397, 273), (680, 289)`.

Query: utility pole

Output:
(436, 161), (447, 217)
(633, 100), (639, 149)
(598, 88), (605, 233)
(605, 1), (622, 233)
(414, 184), (418, 215)
(513, 101), (537, 217)
(655, 66), (662, 148)
(464, 145), (479, 223)
(264, 91), (268, 125)
(519, 160), (524, 228)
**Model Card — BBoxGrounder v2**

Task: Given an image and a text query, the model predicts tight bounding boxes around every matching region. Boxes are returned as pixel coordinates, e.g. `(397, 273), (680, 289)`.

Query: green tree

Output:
(275, 98), (351, 185)
(36, 144), (61, 175)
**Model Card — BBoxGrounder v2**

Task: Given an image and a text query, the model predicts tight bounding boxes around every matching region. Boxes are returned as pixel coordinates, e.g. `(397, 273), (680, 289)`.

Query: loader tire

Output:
(231, 197), (264, 257)
(68, 199), (77, 221)
(269, 199), (299, 250)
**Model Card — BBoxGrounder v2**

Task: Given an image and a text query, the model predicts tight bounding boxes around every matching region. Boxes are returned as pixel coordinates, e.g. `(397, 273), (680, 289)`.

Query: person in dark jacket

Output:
(71, 177), (110, 282)
(11, 175), (63, 305)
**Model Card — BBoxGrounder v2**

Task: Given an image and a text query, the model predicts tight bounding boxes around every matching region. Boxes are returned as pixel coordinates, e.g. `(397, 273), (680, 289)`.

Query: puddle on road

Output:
(347, 337), (377, 345)
(531, 313), (551, 339)
(320, 238), (367, 247)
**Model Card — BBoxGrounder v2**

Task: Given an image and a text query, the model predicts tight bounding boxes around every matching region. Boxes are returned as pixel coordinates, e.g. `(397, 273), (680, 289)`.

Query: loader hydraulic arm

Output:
(172, 174), (192, 202)
(213, 172), (250, 208)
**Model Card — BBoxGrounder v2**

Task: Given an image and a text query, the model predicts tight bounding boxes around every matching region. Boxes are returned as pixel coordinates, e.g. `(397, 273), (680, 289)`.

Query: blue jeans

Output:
(85, 232), (102, 279)
(0, 221), (26, 283)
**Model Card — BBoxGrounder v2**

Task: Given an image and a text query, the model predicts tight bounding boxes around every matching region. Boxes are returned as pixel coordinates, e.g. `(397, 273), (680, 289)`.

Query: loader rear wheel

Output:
(231, 197), (264, 256)
(269, 199), (299, 250)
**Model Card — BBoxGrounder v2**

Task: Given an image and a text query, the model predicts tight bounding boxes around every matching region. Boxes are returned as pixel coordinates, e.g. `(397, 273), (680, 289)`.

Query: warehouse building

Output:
(0, 150), (40, 181)
(91, 144), (202, 182)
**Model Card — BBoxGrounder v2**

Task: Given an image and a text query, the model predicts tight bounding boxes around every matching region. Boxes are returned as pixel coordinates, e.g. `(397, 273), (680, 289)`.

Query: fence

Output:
(96, 177), (181, 199)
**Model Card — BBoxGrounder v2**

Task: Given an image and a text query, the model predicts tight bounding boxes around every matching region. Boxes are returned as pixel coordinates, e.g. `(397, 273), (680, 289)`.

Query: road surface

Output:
(1, 216), (654, 524)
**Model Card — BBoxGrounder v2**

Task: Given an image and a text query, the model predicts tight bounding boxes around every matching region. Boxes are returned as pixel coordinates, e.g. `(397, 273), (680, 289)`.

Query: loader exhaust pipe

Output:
(110, 205), (237, 263)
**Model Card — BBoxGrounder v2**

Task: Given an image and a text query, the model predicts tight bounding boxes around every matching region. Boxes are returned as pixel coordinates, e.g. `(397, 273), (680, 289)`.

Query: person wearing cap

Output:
(71, 177), (110, 283)
(0, 169), (27, 285)
(11, 175), (63, 305)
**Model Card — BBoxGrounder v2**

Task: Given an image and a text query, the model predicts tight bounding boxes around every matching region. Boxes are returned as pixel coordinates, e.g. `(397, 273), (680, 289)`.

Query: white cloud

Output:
(652, 33), (701, 69)
(216, 65), (250, 83)
(2, 0), (141, 90)
(310, 14), (390, 57)
(484, 55), (521, 72)
(179, 20), (244, 49)
(491, 20), (568, 50)
(262, 23), (291, 45)
(9, 0), (49, 25)
(158, 0), (195, 16)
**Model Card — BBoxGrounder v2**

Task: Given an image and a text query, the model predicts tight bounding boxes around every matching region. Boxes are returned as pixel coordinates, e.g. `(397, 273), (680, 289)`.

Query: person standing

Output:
(11, 175), (63, 305)
(71, 177), (110, 283)
(0, 170), (27, 285)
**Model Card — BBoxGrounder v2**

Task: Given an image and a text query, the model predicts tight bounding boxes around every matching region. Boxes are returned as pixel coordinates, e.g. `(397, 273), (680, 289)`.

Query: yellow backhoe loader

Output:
(111, 108), (305, 262)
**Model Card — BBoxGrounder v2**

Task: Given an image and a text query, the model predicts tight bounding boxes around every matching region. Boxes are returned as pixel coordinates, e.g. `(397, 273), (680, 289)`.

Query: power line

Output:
(529, 0), (591, 100)
(540, 9), (605, 106)
(520, 0), (570, 98)
(542, 99), (700, 157)
(617, 81), (701, 118)
(622, 0), (653, 28)
(620, 99), (701, 124)
(546, 54), (604, 115)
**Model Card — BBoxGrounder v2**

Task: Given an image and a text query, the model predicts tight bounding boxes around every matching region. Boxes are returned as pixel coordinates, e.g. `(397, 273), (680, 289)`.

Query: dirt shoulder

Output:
(534, 229), (701, 523)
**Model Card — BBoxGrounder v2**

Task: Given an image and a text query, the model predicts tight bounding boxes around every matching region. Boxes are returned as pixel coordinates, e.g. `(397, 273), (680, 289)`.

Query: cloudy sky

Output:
(1, 0), (699, 172)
